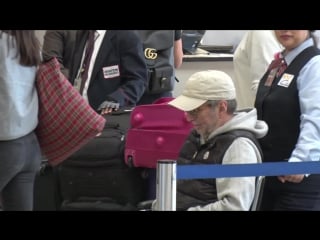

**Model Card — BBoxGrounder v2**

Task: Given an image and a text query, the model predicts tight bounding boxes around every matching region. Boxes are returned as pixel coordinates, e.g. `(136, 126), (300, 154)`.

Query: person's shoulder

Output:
(66, 30), (78, 38)
(113, 30), (136, 35)
(306, 53), (320, 69)
(44, 30), (66, 37)
(112, 30), (138, 38)
(114, 30), (141, 44)
(44, 30), (77, 43)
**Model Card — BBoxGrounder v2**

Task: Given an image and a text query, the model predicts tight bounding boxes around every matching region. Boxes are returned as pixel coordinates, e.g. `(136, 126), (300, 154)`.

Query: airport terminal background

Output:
(1, 30), (317, 211)
(35, 30), (320, 52)
(35, 30), (249, 52)
(35, 30), (320, 100)
(35, 30), (249, 102)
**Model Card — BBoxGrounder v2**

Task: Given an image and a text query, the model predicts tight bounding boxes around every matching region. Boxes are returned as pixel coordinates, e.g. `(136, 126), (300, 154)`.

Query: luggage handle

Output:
(103, 106), (133, 129)
(110, 108), (133, 115)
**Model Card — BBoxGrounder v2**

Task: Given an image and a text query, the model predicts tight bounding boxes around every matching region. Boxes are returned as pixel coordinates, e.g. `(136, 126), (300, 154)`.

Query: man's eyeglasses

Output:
(186, 108), (201, 117)
(186, 103), (210, 117)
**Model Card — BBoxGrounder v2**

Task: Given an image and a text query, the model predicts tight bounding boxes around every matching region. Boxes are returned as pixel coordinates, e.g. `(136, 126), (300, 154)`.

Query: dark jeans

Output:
(260, 175), (320, 211)
(145, 169), (157, 200)
(0, 132), (42, 211)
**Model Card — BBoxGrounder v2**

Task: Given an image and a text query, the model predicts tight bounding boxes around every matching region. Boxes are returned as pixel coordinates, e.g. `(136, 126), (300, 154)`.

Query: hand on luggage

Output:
(97, 100), (120, 115)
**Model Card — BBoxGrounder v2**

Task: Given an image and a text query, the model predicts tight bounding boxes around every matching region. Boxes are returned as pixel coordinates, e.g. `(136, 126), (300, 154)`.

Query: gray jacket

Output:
(42, 30), (77, 79)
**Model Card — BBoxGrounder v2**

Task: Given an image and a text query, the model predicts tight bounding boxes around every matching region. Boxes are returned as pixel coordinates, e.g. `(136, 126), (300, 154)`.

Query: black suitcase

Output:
(58, 109), (147, 210)
(33, 159), (62, 211)
(66, 109), (131, 165)
(60, 197), (138, 211)
(58, 160), (146, 208)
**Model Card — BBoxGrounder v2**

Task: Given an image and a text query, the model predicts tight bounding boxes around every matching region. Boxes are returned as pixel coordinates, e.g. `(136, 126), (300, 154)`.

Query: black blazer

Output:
(69, 30), (148, 110)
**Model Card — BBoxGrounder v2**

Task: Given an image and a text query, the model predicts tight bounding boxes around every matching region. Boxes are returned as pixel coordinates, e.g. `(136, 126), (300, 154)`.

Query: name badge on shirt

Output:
(277, 73), (294, 88)
(103, 65), (120, 79)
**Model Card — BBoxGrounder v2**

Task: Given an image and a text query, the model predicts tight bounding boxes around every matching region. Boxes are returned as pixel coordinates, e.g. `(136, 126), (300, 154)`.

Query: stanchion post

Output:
(156, 160), (176, 211)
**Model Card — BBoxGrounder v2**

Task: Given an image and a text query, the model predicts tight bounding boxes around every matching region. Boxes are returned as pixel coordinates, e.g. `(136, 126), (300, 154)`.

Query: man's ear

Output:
(218, 100), (228, 114)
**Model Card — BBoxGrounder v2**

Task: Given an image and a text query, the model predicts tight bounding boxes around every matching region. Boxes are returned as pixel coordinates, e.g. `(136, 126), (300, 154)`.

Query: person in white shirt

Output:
(233, 30), (283, 109)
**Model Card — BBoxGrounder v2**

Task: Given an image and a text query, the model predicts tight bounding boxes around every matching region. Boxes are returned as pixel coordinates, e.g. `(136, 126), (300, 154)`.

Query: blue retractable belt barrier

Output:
(177, 161), (320, 180)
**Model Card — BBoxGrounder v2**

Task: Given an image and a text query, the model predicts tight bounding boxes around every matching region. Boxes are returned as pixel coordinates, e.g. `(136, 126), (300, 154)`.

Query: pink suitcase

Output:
(124, 98), (193, 168)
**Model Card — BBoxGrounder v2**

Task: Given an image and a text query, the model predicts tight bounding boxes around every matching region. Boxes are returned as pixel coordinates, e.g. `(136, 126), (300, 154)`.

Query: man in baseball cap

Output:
(169, 70), (236, 111)
(165, 70), (268, 211)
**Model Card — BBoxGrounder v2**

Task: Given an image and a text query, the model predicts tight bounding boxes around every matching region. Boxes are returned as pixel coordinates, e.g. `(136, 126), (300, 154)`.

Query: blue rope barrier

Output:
(177, 161), (320, 179)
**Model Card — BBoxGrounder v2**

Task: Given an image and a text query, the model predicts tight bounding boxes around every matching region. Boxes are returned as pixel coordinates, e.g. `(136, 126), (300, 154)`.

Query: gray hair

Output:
(207, 99), (237, 114)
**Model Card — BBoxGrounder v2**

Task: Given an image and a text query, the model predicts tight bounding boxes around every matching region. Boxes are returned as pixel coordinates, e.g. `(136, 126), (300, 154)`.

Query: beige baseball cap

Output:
(169, 70), (236, 111)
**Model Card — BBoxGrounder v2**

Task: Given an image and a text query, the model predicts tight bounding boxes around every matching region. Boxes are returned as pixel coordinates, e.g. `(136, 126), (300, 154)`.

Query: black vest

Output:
(176, 129), (262, 211)
(255, 46), (320, 162)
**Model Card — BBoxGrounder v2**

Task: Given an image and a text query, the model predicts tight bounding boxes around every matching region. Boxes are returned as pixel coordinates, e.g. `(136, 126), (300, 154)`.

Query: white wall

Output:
(201, 30), (248, 50)
(202, 30), (320, 50)
(174, 60), (234, 98)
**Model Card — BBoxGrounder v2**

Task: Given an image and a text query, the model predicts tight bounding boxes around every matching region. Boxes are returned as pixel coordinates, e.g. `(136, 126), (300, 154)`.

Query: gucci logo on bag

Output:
(144, 48), (157, 60)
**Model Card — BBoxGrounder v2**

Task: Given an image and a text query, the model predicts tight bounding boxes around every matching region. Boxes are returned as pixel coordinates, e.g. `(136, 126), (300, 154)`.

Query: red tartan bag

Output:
(35, 58), (106, 166)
